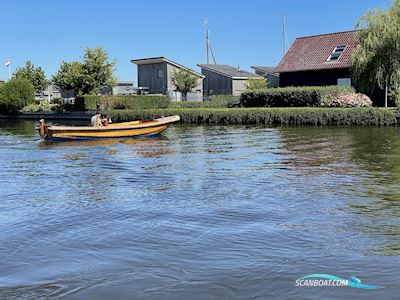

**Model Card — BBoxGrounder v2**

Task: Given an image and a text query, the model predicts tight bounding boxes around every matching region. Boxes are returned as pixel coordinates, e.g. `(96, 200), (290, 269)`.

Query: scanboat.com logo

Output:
(295, 274), (384, 289)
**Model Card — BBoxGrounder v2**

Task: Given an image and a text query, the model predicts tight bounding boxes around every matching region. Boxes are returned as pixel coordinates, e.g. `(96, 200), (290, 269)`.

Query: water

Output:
(0, 120), (400, 299)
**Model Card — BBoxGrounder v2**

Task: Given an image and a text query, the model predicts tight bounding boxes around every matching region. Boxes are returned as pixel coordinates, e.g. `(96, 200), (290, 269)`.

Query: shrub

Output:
(245, 77), (268, 90)
(21, 100), (63, 113)
(240, 86), (355, 108)
(73, 97), (86, 111)
(0, 78), (35, 113)
(106, 107), (397, 126)
(321, 92), (372, 107)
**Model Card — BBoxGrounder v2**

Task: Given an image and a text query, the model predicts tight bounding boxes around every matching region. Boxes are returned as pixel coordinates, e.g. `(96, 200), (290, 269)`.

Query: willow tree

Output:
(352, 0), (400, 107)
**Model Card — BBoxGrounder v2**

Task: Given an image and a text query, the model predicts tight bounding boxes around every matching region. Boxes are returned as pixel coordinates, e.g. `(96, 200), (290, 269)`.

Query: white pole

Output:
(204, 18), (209, 64)
(8, 63), (11, 80)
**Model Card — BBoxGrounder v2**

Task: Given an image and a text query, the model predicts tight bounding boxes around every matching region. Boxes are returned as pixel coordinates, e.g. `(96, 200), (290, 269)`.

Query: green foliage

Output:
(52, 47), (116, 96)
(82, 48), (117, 94)
(209, 95), (240, 102)
(169, 94), (241, 108)
(13, 61), (48, 93)
(20, 100), (61, 113)
(352, 0), (400, 106)
(84, 94), (236, 110)
(169, 100), (229, 108)
(52, 61), (83, 95)
(107, 107), (397, 126)
(73, 97), (86, 111)
(171, 69), (199, 101)
(240, 86), (355, 107)
(83, 95), (170, 111)
(245, 77), (269, 90)
(84, 95), (99, 111)
(0, 78), (35, 113)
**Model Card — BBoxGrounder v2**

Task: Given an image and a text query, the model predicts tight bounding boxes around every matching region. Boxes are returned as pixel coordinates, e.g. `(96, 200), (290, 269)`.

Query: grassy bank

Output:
(107, 108), (399, 126)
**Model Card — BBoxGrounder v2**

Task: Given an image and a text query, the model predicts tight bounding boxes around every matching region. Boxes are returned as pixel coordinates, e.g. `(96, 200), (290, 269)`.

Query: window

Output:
(157, 68), (163, 79)
(337, 78), (352, 86)
(327, 45), (347, 62)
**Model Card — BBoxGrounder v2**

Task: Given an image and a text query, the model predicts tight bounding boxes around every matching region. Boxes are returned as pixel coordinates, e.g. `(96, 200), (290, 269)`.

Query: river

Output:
(0, 120), (399, 299)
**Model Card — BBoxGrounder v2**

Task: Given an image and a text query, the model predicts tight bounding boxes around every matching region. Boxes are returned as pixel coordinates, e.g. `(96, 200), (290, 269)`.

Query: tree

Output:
(13, 61), (48, 94)
(352, 0), (400, 107)
(171, 69), (199, 101)
(52, 61), (85, 95)
(245, 77), (269, 90)
(52, 47), (117, 96)
(0, 78), (35, 113)
(81, 47), (117, 95)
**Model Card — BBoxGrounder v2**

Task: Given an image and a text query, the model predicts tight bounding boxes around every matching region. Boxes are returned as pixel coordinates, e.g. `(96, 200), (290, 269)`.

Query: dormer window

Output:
(327, 45), (347, 62)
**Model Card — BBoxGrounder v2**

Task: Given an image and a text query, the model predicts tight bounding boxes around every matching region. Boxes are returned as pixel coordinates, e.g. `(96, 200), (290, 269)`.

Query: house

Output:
(275, 30), (357, 88)
(101, 81), (138, 96)
(198, 64), (262, 96)
(0, 78), (6, 84)
(35, 84), (75, 102)
(131, 57), (204, 100)
(251, 66), (279, 88)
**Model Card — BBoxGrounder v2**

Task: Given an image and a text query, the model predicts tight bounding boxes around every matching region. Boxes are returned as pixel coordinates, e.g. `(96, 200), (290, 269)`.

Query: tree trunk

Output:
(182, 92), (187, 102)
(385, 82), (388, 108)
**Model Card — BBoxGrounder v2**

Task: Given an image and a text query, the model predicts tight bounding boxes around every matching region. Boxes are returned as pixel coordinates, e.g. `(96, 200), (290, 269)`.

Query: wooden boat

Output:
(38, 115), (180, 140)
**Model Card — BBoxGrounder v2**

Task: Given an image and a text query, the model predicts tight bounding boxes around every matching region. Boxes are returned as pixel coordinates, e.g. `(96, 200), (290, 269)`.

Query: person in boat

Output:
(91, 112), (103, 127)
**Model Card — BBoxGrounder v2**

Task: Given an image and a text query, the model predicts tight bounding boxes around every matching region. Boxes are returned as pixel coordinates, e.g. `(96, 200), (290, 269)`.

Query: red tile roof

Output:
(275, 30), (358, 73)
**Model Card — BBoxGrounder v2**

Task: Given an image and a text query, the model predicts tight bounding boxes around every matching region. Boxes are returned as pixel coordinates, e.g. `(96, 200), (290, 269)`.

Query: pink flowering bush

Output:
(321, 92), (372, 108)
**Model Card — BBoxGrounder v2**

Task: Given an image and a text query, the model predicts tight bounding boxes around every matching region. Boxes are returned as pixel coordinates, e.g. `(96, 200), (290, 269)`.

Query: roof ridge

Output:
(296, 29), (359, 40)
(132, 57), (204, 77)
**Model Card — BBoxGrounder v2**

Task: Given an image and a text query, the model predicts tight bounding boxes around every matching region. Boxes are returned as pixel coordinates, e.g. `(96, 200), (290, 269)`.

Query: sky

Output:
(0, 0), (392, 84)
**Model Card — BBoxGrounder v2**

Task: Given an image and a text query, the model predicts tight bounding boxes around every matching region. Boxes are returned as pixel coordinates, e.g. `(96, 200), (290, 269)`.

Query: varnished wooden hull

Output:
(38, 116), (180, 140)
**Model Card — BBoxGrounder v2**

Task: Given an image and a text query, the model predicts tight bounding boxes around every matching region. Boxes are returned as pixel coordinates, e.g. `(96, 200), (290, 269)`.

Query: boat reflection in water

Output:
(38, 135), (176, 159)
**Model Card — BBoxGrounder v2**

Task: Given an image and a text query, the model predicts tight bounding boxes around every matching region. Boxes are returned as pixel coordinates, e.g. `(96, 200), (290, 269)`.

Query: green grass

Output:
(107, 107), (398, 126)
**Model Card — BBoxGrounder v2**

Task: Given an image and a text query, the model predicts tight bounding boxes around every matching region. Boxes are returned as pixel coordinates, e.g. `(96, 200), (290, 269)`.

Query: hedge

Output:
(170, 99), (230, 108)
(169, 95), (241, 108)
(84, 94), (242, 110)
(106, 108), (398, 126)
(240, 86), (355, 108)
(84, 95), (170, 111)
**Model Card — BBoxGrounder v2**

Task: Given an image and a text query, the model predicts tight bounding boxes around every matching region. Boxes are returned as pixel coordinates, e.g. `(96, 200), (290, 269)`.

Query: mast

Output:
(204, 18), (216, 64)
(204, 18), (209, 64)
(282, 13), (289, 56)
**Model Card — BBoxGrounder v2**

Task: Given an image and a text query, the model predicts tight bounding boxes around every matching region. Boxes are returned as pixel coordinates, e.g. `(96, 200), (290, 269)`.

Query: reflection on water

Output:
(0, 121), (400, 299)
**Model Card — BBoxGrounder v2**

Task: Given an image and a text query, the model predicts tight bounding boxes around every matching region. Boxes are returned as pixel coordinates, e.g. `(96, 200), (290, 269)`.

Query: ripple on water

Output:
(1, 123), (400, 299)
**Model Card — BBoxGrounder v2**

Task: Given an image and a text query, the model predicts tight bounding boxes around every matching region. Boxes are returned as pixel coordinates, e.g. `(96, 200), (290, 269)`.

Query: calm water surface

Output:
(0, 120), (400, 299)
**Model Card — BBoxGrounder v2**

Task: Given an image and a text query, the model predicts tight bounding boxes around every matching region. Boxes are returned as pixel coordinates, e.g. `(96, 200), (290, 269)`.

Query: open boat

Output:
(38, 115), (180, 140)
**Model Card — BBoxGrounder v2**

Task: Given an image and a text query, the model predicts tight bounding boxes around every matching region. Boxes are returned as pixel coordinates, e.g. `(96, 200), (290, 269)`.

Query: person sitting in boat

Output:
(91, 112), (103, 127)
(104, 115), (112, 126)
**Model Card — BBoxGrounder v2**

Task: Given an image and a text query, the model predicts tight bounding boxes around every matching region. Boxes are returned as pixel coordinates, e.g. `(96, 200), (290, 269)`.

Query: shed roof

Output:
(131, 57), (204, 78)
(251, 66), (278, 75)
(275, 30), (358, 73)
(197, 64), (261, 79)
